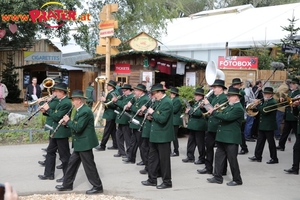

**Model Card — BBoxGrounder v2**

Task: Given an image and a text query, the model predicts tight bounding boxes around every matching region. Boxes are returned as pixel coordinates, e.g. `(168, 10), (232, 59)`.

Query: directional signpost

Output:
(282, 44), (300, 54)
(96, 3), (120, 81)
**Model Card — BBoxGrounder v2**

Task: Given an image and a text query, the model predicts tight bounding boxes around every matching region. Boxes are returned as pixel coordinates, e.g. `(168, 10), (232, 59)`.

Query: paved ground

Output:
(0, 135), (300, 200)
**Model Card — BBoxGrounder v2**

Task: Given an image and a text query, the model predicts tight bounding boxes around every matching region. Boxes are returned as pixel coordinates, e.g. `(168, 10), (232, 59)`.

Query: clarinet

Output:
(50, 105), (74, 138)
(138, 99), (155, 132)
(118, 95), (136, 119)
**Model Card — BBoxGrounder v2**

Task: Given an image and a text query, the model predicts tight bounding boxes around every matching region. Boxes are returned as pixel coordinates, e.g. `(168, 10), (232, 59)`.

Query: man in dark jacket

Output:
(25, 77), (42, 114)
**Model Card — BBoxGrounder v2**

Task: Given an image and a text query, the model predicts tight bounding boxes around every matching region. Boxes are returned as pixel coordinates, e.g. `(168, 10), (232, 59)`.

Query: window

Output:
(116, 76), (128, 84)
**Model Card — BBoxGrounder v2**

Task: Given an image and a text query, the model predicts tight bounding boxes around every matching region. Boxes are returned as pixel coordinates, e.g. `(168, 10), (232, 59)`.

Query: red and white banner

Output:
(115, 63), (130, 74)
(218, 56), (258, 69)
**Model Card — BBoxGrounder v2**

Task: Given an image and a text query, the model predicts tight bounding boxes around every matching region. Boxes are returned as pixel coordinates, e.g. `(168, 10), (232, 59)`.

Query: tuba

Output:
(205, 61), (225, 85)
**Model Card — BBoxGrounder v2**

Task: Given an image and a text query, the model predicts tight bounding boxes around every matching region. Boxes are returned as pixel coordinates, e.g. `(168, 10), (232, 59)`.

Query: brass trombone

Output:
(262, 96), (300, 113)
(202, 101), (229, 116)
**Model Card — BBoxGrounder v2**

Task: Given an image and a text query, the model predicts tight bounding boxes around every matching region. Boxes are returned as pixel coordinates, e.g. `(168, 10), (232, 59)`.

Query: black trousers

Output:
(172, 125), (179, 154)
(44, 137), (70, 177)
(141, 137), (150, 171)
(255, 130), (278, 160)
(205, 131), (216, 172)
(251, 116), (259, 138)
(279, 120), (297, 149)
(240, 131), (248, 151)
(116, 124), (131, 156)
(186, 130), (205, 161)
(100, 119), (117, 149)
(292, 134), (300, 171)
(148, 142), (172, 185)
(214, 142), (242, 184)
(63, 149), (102, 189)
(127, 129), (142, 162)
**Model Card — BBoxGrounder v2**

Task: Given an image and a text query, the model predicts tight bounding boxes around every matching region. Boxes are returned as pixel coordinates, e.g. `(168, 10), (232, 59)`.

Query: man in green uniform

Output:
(206, 87), (244, 186)
(55, 90), (103, 194)
(170, 87), (183, 157)
(182, 88), (207, 164)
(198, 79), (227, 174)
(141, 83), (174, 189)
(95, 80), (119, 151)
(85, 81), (96, 108)
(249, 87), (279, 164)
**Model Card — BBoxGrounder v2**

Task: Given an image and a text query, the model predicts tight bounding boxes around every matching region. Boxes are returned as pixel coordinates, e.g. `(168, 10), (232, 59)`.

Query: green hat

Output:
(170, 87), (179, 95)
(263, 87), (274, 94)
(150, 83), (166, 93)
(107, 80), (117, 88)
(290, 78), (299, 85)
(53, 77), (63, 84)
(231, 78), (243, 85)
(194, 88), (204, 96)
(134, 83), (147, 92)
(210, 79), (227, 90)
(227, 86), (242, 97)
(71, 90), (87, 99)
(52, 83), (68, 92)
(121, 84), (133, 90)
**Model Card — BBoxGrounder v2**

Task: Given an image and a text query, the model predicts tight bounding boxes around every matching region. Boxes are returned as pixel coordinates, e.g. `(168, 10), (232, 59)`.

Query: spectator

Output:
(0, 78), (8, 110)
(25, 77), (42, 114)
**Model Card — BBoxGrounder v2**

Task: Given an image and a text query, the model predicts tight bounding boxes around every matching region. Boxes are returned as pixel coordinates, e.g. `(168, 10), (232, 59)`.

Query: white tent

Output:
(160, 3), (300, 61)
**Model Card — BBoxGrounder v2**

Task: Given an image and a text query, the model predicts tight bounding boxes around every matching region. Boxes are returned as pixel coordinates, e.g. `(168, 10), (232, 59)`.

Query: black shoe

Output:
(122, 155), (127, 158)
(38, 175), (54, 180)
(86, 186), (103, 194)
(227, 181), (242, 186)
(122, 158), (135, 164)
(41, 147), (47, 152)
(141, 180), (157, 186)
(56, 164), (63, 169)
(156, 183), (172, 189)
(56, 177), (64, 183)
(55, 185), (73, 191)
(94, 146), (105, 151)
(266, 159), (279, 164)
(139, 169), (148, 174)
(194, 160), (205, 165)
(38, 161), (45, 166)
(245, 138), (256, 142)
(107, 146), (118, 150)
(276, 146), (285, 151)
(182, 158), (194, 163)
(284, 168), (299, 175)
(238, 149), (249, 155)
(207, 177), (223, 184)
(114, 153), (122, 157)
(248, 156), (262, 162)
(42, 154), (46, 158)
(136, 161), (145, 166)
(170, 152), (179, 157)
(197, 168), (212, 174)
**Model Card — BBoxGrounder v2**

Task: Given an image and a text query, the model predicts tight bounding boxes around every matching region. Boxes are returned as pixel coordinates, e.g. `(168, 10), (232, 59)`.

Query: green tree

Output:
(0, 0), (84, 50)
(2, 52), (22, 103)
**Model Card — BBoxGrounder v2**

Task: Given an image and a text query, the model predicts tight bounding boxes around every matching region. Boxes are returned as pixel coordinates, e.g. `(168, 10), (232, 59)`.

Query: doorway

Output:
(154, 72), (184, 88)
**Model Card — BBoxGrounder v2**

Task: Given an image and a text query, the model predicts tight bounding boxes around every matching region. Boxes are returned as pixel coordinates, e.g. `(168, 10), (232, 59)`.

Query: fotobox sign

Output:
(218, 56), (258, 69)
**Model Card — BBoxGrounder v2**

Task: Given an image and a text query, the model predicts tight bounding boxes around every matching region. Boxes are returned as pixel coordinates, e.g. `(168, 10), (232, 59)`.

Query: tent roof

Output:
(160, 3), (300, 51)
(17, 63), (84, 71)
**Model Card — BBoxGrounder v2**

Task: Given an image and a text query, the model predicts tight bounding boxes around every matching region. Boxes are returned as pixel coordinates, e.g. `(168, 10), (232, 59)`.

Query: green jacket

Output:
(46, 96), (72, 138)
(66, 104), (99, 151)
(239, 89), (246, 108)
(44, 97), (59, 132)
(129, 94), (150, 129)
(141, 100), (158, 138)
(102, 89), (119, 120)
(285, 90), (300, 121)
(115, 93), (134, 125)
(213, 102), (244, 145)
(257, 98), (278, 131)
(187, 100), (207, 131)
(150, 95), (175, 143)
(207, 93), (228, 132)
(85, 86), (94, 103)
(172, 96), (183, 126)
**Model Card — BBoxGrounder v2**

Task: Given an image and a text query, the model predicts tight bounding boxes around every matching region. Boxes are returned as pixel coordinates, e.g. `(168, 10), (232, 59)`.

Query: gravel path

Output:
(19, 193), (135, 200)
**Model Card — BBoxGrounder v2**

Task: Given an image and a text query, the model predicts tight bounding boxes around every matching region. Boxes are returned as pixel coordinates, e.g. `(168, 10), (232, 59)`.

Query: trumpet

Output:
(104, 93), (124, 107)
(28, 95), (54, 106)
(202, 101), (229, 116)
(190, 90), (214, 116)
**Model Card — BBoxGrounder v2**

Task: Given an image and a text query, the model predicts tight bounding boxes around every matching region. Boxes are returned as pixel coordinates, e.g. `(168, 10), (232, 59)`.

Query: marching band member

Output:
(277, 78), (300, 151)
(197, 79), (227, 175)
(95, 80), (119, 151)
(170, 87), (182, 157)
(248, 87), (279, 164)
(122, 84), (150, 164)
(113, 84), (134, 158)
(182, 88), (207, 164)
(206, 87), (244, 186)
(141, 83), (174, 189)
